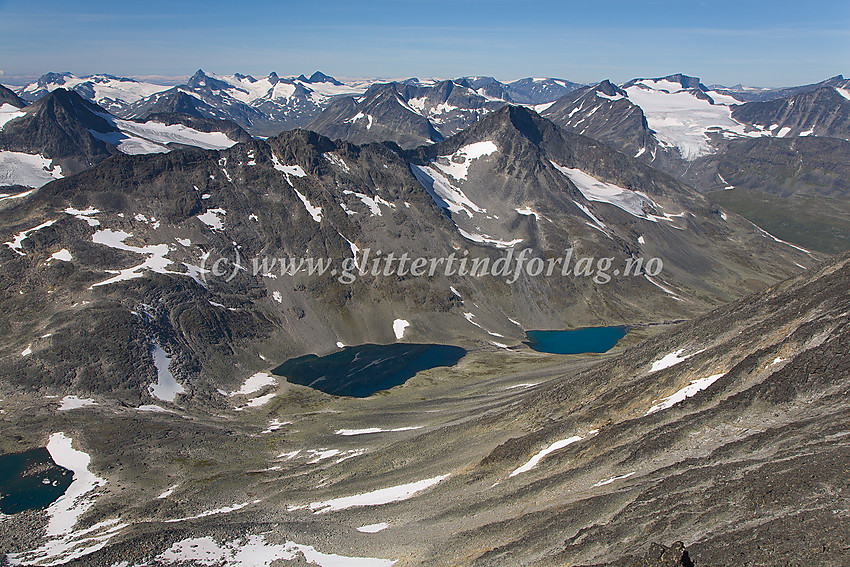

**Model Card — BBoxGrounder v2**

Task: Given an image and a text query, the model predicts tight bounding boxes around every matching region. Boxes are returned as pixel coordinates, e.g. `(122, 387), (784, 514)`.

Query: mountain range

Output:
(0, 67), (848, 567)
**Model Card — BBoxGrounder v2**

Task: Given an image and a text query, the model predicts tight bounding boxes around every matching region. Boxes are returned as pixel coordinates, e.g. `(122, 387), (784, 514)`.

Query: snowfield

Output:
(646, 372), (726, 415)
(0, 151), (63, 188)
(157, 534), (395, 567)
(648, 347), (706, 373)
(0, 103), (26, 130)
(623, 82), (762, 160)
(510, 431), (597, 477)
(309, 474), (451, 513)
(393, 319), (410, 339)
(433, 141), (498, 181)
(150, 344), (185, 402)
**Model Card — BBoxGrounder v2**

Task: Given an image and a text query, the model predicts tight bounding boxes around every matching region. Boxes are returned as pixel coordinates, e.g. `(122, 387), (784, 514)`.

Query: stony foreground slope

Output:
(0, 251), (847, 566)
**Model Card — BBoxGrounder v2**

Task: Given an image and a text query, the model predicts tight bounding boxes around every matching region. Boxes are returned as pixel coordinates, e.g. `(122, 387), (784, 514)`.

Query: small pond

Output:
(0, 447), (73, 515)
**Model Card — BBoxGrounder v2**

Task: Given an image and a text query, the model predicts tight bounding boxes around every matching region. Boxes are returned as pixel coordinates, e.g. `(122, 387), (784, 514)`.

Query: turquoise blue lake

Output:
(525, 326), (628, 354)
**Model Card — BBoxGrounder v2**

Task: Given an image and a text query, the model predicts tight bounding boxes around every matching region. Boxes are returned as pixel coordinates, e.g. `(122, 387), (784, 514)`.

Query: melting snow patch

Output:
(157, 534), (396, 567)
(646, 373), (726, 415)
(551, 162), (661, 221)
(755, 226), (815, 257)
(197, 208), (226, 230)
(358, 523), (390, 533)
(149, 344), (185, 402)
(293, 188), (323, 222)
(593, 472), (635, 487)
(410, 164), (485, 218)
(50, 248), (73, 262)
(348, 112), (375, 130)
(5, 219), (58, 255)
(644, 275), (683, 301)
(648, 347), (706, 374)
(229, 372), (277, 397)
(157, 484), (179, 499)
(245, 393), (276, 408)
(262, 419), (291, 434)
(432, 141), (498, 181)
(335, 426), (422, 436)
(343, 190), (395, 216)
(309, 474), (450, 514)
(515, 206), (540, 220)
(456, 227), (522, 249)
(164, 500), (260, 523)
(44, 433), (107, 536)
(0, 188), (36, 202)
(58, 396), (97, 411)
(64, 207), (100, 227)
(323, 152), (351, 173)
(137, 405), (174, 414)
(0, 151), (63, 188)
(21, 345), (32, 356)
(393, 319), (409, 340)
(510, 432), (596, 477)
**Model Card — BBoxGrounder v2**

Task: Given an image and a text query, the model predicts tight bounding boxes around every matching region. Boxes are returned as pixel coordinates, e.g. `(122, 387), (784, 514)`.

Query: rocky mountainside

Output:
(308, 79), (512, 148)
(0, 221), (845, 566)
(307, 83), (445, 148)
(0, 89), (250, 188)
(503, 77), (584, 105)
(539, 74), (850, 252)
(711, 73), (850, 102)
(0, 84), (27, 108)
(0, 105), (815, 405)
(542, 80), (659, 162)
(730, 86), (850, 140)
(116, 69), (369, 136)
(16, 72), (171, 113)
(308, 77), (586, 149)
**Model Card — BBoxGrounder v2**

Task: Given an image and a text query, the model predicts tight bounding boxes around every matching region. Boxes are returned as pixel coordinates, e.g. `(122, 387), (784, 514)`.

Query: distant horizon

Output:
(1, 0), (848, 89)
(1, 69), (847, 90)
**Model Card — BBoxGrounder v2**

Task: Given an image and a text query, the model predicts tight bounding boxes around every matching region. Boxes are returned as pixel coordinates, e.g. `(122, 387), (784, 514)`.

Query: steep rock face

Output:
(543, 80), (659, 161)
(308, 83), (445, 148)
(0, 84), (27, 108)
(0, 88), (119, 171)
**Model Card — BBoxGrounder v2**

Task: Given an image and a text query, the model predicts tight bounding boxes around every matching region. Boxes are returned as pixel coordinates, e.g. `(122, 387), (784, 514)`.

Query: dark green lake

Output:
(525, 326), (628, 355)
(272, 343), (467, 397)
(0, 447), (73, 515)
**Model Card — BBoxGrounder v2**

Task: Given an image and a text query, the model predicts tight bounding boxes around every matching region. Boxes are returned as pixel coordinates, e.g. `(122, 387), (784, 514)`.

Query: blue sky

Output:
(0, 0), (848, 86)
